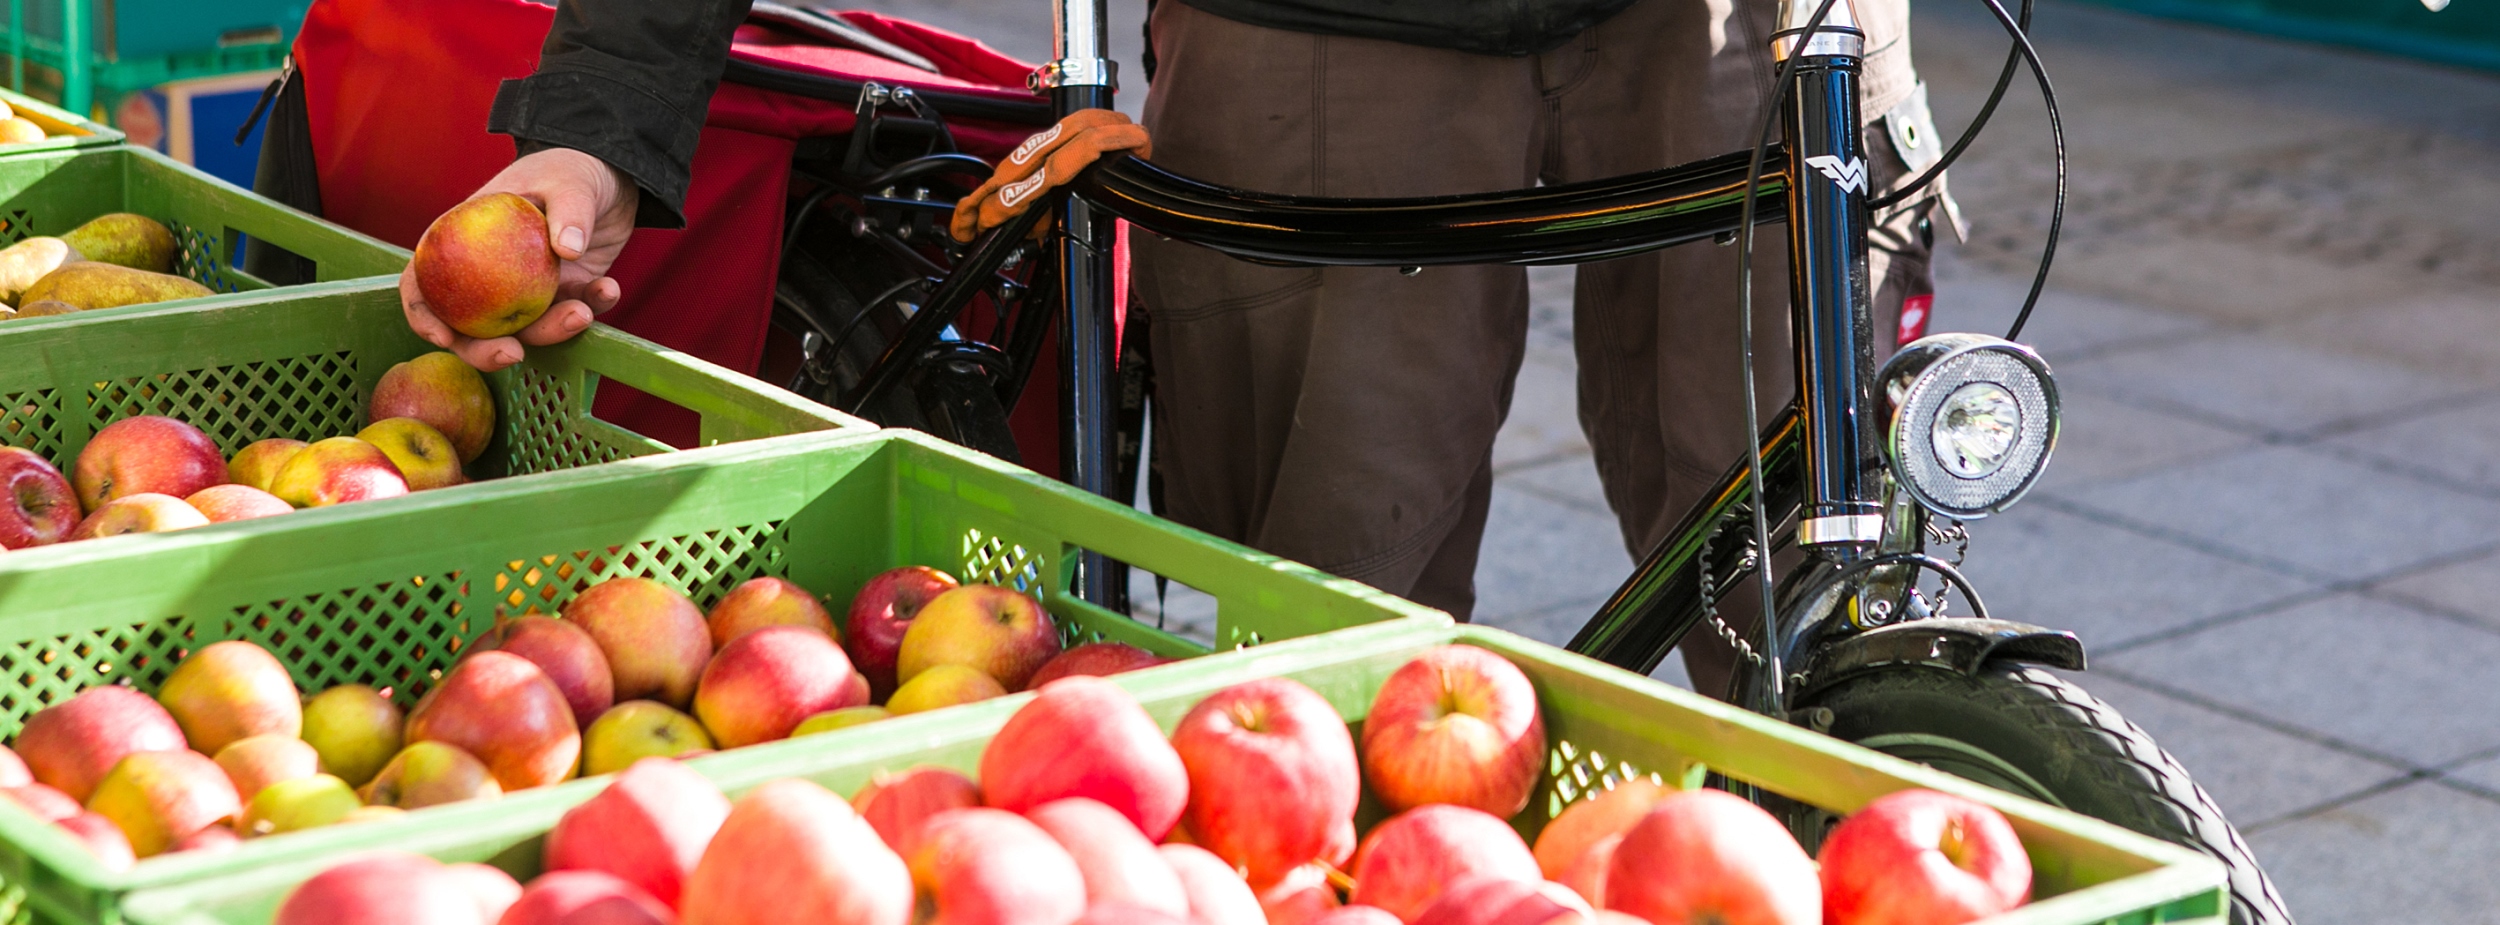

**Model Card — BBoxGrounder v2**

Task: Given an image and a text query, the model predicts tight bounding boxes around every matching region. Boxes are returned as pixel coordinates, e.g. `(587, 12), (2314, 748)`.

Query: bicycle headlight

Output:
(1882, 333), (2058, 519)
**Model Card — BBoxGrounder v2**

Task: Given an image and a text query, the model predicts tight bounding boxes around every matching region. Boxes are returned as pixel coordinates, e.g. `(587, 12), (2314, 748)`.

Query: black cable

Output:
(1867, 0), (2033, 211)
(1972, 0), (2064, 342)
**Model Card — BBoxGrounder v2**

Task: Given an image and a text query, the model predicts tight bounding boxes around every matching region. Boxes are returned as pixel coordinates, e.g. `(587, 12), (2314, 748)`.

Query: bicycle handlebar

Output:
(1069, 147), (1791, 267)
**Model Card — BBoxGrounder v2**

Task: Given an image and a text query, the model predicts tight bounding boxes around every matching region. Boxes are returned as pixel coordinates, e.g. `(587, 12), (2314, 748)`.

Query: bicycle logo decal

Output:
(1804, 155), (1869, 195)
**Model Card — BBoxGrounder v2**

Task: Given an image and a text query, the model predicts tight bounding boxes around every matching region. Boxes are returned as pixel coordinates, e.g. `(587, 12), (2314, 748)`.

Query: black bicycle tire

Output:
(1800, 664), (2293, 925)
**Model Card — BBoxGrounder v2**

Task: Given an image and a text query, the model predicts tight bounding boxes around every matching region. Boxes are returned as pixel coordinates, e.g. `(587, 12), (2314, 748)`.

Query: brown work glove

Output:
(950, 109), (1152, 242)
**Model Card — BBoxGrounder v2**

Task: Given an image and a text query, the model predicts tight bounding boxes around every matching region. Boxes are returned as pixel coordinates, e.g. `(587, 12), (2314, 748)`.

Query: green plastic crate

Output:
(108, 622), (2226, 925)
(0, 144), (403, 303)
(0, 86), (120, 154)
(0, 427), (1446, 925)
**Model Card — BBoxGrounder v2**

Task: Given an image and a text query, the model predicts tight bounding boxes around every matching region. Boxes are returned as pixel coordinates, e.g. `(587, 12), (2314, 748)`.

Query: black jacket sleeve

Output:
(486, 0), (755, 229)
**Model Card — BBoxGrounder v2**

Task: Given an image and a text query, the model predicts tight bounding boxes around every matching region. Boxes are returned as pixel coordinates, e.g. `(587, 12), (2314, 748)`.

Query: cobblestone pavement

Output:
(849, 1), (2500, 919)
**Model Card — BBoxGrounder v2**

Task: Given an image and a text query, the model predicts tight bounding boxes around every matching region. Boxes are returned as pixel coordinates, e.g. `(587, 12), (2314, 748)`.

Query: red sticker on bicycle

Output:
(1899, 293), (1933, 343)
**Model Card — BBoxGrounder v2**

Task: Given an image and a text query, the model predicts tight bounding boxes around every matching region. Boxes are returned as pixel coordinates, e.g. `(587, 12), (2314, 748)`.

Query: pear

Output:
(21, 263), (211, 310)
(60, 213), (177, 273)
(0, 236), (81, 305)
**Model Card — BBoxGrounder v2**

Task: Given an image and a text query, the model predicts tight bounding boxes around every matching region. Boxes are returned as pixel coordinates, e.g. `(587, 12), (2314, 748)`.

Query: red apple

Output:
(372, 352), (497, 464)
(268, 437), (410, 508)
(1533, 779), (1671, 882)
(228, 438), (309, 492)
(680, 778), (911, 925)
(174, 822), (243, 854)
(406, 651), (581, 790)
(276, 852), (489, 925)
(1025, 643), (1172, 691)
(1072, 905), (1193, 925)
(73, 415), (225, 512)
(68, 492), (210, 539)
(1027, 797), (1191, 916)
(1559, 835), (1622, 909)
(1349, 805), (1539, 924)
(214, 734), (322, 801)
(185, 484), (293, 522)
(1604, 789), (1817, 925)
(851, 765), (981, 857)
(16, 686), (188, 802)
(1360, 645), (1545, 816)
(84, 748), (242, 857)
(911, 808), (1088, 925)
(981, 677), (1188, 841)
(899, 584), (1061, 692)
(448, 863), (526, 925)
(1170, 677), (1357, 888)
(413, 192), (561, 340)
(500, 871), (674, 925)
(1310, 908), (1403, 925)
(692, 625), (864, 748)
(4, 783), (83, 820)
(1157, 843), (1263, 925)
(158, 639), (303, 755)
(845, 566), (958, 699)
(564, 578), (713, 708)
(474, 617), (615, 729)
(0, 744), (31, 787)
(708, 577), (837, 648)
(1258, 863), (1341, 925)
(1414, 877), (1592, 925)
(0, 446), (78, 548)
(1818, 789), (2031, 925)
(546, 757), (730, 910)
(55, 811), (135, 871)
(359, 418), (469, 491)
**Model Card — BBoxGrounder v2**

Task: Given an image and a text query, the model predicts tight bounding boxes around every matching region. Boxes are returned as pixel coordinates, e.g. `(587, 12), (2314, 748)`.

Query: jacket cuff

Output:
(489, 71), (699, 229)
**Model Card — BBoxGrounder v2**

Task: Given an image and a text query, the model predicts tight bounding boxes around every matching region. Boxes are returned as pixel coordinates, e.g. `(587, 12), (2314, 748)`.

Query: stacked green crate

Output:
(3, 0), (300, 126)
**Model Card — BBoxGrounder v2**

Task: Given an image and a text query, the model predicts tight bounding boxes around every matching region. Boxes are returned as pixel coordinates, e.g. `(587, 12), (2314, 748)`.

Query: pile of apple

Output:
(0, 351), (495, 549)
(273, 645), (2036, 925)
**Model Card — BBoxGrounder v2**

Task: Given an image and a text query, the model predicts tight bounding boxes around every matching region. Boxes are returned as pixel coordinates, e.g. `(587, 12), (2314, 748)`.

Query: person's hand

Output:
(402, 148), (640, 371)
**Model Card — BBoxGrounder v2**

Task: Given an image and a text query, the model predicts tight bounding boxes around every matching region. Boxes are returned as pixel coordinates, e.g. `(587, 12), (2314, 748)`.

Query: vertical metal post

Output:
(1775, 0), (1879, 552)
(1046, 0), (1127, 610)
(62, 0), (89, 117)
(9, 0), (24, 93)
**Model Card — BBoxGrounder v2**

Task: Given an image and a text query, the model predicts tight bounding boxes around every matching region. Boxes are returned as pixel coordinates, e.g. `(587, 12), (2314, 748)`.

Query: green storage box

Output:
(0, 144), (403, 304)
(111, 623), (2225, 925)
(0, 428), (1447, 925)
(0, 86), (121, 154)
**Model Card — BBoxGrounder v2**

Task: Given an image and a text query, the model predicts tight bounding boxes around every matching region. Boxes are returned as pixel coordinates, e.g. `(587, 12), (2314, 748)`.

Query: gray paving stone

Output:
(1527, 265), (1576, 352)
(2073, 674), (2409, 828)
(2028, 390), (2257, 490)
(2055, 330), (2477, 436)
(2052, 444), (2500, 581)
(1927, 259), (2214, 360)
(1497, 453), (1614, 518)
(2248, 781), (2500, 925)
(2370, 551), (2500, 634)
(2272, 290), (2500, 388)
(2100, 594), (2500, 767)
(2444, 755), (2500, 795)
(1955, 505), (2317, 651)
(1493, 345), (1589, 472)
(2324, 395), (2500, 496)
(1473, 484), (1636, 624)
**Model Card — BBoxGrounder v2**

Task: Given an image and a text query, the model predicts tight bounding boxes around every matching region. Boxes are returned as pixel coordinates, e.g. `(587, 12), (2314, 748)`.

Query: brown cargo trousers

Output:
(1132, 0), (1932, 695)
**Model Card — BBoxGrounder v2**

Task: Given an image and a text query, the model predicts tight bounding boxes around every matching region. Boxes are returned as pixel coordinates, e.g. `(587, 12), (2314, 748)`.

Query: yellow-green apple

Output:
(227, 438), (308, 491)
(412, 192), (560, 340)
(0, 743), (29, 786)
(909, 808), (1088, 925)
(159, 639), (303, 754)
(563, 577), (713, 708)
(1349, 805), (1540, 924)
(680, 778), (910, 925)
(1604, 789), (1817, 925)
(1817, 788), (2031, 925)
(1360, 645), (1545, 817)
(174, 822), (242, 854)
(5, 783), (82, 820)
(981, 676), (1188, 841)
(447, 862), (525, 924)
(546, 757), (731, 909)
(887, 664), (1006, 715)
(0, 446), (78, 548)
(358, 741), (502, 809)
(72, 415), (225, 512)
(185, 484), (293, 523)
(17, 686), (187, 801)
(708, 577), (837, 648)
(1310, 908), (1403, 925)
(85, 749), (241, 857)
(845, 566), (959, 699)
(372, 352), (497, 463)
(582, 700), (713, 776)
(692, 625), (864, 747)
(276, 852), (490, 925)
(503, 871), (675, 925)
(269, 437), (409, 508)
(406, 651), (580, 790)
(1028, 797), (1190, 916)
(240, 773), (361, 837)
(473, 616), (614, 728)
(1024, 642), (1170, 692)
(55, 811), (135, 871)
(1533, 779), (1670, 882)
(851, 765), (980, 857)
(1170, 677), (1358, 887)
(897, 584), (1062, 692)
(793, 706), (889, 735)
(68, 492), (209, 539)
(213, 734), (320, 801)
(1158, 843), (1264, 925)
(1259, 864), (1341, 925)
(357, 418), (467, 491)
(1414, 877), (1593, 925)
(301, 684), (404, 787)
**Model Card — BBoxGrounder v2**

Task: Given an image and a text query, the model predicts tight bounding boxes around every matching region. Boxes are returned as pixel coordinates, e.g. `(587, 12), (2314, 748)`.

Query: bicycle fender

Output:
(1795, 618), (2085, 700)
